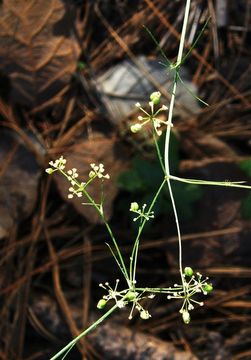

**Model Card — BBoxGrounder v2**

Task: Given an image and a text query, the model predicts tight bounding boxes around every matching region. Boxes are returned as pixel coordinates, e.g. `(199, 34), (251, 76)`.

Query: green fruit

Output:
(97, 299), (107, 309)
(203, 283), (213, 293)
(184, 267), (193, 277)
(150, 91), (161, 105)
(130, 202), (139, 212)
(125, 291), (138, 301)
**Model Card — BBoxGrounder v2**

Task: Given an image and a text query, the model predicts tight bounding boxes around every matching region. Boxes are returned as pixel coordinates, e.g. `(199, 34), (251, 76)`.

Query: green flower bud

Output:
(125, 291), (138, 301)
(182, 310), (190, 324)
(130, 202), (139, 212)
(184, 267), (193, 277)
(140, 310), (150, 320)
(89, 170), (96, 178)
(150, 91), (161, 105)
(97, 299), (107, 309)
(203, 283), (213, 293)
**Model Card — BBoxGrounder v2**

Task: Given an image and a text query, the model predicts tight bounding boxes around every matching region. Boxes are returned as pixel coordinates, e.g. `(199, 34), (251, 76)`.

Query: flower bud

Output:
(184, 267), (193, 277)
(97, 299), (107, 309)
(150, 91), (161, 105)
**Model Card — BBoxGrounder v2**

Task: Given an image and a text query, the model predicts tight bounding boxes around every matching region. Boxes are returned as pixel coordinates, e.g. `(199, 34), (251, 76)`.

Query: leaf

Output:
(117, 168), (145, 192)
(241, 192), (251, 219)
(172, 182), (202, 220)
(0, 0), (80, 107)
(133, 156), (163, 190)
(239, 159), (251, 177)
(0, 130), (40, 238)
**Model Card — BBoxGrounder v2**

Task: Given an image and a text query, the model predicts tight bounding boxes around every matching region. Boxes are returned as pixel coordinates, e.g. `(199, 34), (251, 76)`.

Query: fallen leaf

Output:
(0, 0), (80, 107)
(0, 130), (40, 238)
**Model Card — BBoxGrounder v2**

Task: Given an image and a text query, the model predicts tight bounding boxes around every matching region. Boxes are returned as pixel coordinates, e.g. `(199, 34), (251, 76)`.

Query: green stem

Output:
(50, 304), (118, 360)
(60, 170), (130, 285)
(130, 178), (166, 286)
(135, 287), (182, 293)
(164, 0), (191, 283)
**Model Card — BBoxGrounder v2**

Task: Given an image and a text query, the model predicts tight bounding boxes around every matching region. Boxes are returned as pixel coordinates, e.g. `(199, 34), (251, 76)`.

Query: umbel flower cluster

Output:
(131, 91), (172, 136)
(46, 157), (110, 200)
(97, 279), (154, 320)
(46, 142), (213, 324)
(96, 268), (213, 324)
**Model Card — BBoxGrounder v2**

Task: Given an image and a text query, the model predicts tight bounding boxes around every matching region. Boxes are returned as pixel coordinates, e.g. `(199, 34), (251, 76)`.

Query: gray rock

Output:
(96, 55), (200, 124)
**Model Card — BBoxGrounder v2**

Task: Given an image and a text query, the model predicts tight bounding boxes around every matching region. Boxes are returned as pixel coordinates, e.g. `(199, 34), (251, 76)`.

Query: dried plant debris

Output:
(0, 0), (80, 108)
(0, 130), (40, 238)
(31, 293), (197, 360)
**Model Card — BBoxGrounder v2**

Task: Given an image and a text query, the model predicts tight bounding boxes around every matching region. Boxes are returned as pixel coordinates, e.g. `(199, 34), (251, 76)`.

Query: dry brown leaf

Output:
(0, 130), (40, 238)
(54, 133), (128, 224)
(0, 0), (80, 107)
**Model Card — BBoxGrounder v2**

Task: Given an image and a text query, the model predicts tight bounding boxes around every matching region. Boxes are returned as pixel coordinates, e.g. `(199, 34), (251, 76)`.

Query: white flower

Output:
(48, 156), (67, 170)
(89, 163), (110, 180)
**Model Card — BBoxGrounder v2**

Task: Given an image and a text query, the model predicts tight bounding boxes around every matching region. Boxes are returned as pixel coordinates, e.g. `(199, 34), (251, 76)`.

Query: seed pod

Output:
(125, 291), (138, 301)
(45, 168), (53, 174)
(203, 283), (213, 293)
(184, 267), (193, 277)
(130, 202), (139, 211)
(97, 299), (107, 309)
(130, 123), (142, 133)
(140, 310), (150, 320)
(182, 310), (190, 324)
(150, 91), (161, 105)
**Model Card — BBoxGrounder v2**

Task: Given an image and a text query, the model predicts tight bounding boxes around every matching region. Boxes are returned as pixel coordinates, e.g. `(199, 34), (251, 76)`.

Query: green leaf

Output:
(133, 156), (162, 189)
(117, 169), (145, 192)
(171, 182), (202, 219)
(239, 159), (251, 177)
(78, 61), (86, 70)
(241, 192), (251, 219)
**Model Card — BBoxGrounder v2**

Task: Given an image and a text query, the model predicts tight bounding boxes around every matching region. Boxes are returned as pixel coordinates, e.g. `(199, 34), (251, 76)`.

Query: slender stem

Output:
(130, 179), (166, 286)
(50, 304), (118, 360)
(164, 0), (191, 171)
(135, 287), (182, 293)
(59, 170), (130, 284)
(167, 178), (183, 281)
(82, 191), (130, 285)
(164, 0), (191, 282)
